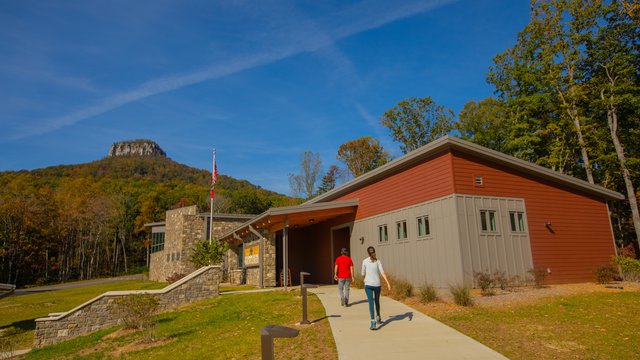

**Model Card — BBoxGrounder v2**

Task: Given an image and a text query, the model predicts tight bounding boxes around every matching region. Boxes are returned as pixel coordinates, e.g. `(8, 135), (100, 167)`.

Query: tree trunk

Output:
(602, 79), (640, 248)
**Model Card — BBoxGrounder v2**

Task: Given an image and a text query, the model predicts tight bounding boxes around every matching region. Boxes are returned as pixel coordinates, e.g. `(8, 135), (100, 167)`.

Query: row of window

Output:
(378, 215), (432, 243)
(377, 210), (526, 243)
(480, 210), (526, 233)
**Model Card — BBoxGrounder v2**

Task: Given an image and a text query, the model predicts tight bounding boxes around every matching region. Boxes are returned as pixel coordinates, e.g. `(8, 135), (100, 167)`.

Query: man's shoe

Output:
(376, 316), (383, 325)
(369, 320), (377, 330)
(344, 298), (349, 307)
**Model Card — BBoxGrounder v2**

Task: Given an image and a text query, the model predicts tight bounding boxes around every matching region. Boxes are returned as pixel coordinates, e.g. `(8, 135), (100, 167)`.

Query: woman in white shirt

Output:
(361, 246), (391, 330)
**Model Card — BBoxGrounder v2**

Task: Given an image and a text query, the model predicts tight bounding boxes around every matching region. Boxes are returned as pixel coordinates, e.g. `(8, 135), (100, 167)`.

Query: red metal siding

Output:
(451, 150), (614, 283)
(335, 151), (455, 220)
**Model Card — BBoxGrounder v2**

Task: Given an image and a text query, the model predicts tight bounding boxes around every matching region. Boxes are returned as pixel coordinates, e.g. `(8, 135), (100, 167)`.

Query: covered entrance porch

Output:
(219, 200), (358, 287)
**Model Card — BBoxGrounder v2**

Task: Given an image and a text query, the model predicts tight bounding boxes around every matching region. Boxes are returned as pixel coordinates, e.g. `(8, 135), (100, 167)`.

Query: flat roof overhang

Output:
(219, 199), (359, 244)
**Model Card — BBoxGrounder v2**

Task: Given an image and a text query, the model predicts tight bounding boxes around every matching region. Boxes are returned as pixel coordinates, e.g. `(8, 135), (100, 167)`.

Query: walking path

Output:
(311, 286), (508, 360)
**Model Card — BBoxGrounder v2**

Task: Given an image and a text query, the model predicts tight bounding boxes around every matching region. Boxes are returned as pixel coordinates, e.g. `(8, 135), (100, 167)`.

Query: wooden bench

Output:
(0, 283), (16, 299)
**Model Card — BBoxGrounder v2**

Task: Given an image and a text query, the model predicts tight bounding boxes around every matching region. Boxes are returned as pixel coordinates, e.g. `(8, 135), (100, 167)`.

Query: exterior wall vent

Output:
(474, 176), (484, 186)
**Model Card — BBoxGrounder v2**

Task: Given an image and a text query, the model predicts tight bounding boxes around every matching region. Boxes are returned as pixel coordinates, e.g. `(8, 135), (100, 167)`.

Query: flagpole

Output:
(209, 148), (216, 244)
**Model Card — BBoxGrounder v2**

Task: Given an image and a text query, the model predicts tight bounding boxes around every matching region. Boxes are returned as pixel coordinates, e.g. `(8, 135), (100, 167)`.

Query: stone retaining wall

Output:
(34, 266), (221, 348)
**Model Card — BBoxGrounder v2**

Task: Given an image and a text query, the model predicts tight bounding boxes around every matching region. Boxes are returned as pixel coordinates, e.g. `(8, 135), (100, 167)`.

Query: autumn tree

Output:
(336, 136), (391, 178)
(380, 97), (455, 154)
(288, 151), (322, 199)
(317, 165), (341, 195)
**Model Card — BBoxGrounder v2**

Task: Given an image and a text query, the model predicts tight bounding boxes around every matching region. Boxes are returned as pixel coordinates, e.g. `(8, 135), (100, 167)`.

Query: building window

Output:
(151, 232), (165, 253)
(238, 245), (244, 268)
(510, 211), (526, 232)
(396, 220), (408, 240)
(480, 210), (497, 232)
(378, 225), (389, 243)
(417, 215), (431, 238)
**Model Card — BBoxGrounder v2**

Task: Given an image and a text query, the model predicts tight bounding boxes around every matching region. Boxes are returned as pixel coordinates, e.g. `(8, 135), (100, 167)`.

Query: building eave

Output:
(306, 135), (624, 203)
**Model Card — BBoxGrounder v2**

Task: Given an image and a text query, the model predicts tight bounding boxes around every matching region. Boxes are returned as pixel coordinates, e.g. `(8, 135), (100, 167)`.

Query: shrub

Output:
(473, 270), (495, 296)
(352, 275), (364, 289)
(166, 272), (187, 284)
(418, 283), (439, 303)
(493, 270), (508, 290)
(528, 268), (548, 287)
(383, 274), (413, 300)
(613, 256), (640, 282)
(594, 265), (619, 284)
(190, 239), (228, 268)
(507, 275), (524, 290)
(115, 294), (159, 331)
(450, 285), (473, 306)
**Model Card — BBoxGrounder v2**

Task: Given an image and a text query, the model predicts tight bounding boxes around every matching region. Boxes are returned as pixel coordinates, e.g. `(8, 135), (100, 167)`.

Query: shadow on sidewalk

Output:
(312, 314), (342, 324)
(377, 311), (413, 330)
(347, 299), (367, 306)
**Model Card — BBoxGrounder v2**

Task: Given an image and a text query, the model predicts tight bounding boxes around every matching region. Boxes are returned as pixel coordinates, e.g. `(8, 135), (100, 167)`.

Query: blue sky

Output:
(0, 0), (530, 195)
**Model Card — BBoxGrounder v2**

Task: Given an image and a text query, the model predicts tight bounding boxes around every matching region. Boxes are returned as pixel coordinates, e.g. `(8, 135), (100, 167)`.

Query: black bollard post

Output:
(300, 271), (310, 295)
(300, 283), (319, 325)
(261, 325), (299, 360)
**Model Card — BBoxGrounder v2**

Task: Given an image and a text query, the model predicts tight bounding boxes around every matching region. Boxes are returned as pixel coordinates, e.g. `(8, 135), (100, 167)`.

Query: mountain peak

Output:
(108, 139), (167, 158)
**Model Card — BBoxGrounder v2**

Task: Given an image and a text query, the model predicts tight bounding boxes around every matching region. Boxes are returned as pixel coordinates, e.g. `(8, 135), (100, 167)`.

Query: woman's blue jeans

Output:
(364, 285), (381, 320)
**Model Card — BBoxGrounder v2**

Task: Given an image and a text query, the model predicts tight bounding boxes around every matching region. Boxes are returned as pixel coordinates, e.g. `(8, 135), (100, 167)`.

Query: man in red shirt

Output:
(334, 247), (355, 307)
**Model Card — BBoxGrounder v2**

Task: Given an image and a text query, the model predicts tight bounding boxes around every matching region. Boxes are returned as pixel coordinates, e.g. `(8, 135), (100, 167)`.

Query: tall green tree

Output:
(336, 136), (391, 178)
(380, 97), (455, 154)
(488, 0), (601, 179)
(584, 1), (640, 247)
(488, 0), (640, 247)
(288, 151), (322, 199)
(457, 98), (511, 153)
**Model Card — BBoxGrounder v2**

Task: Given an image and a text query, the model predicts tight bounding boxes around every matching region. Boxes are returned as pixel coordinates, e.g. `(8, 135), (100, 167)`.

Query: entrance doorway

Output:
(332, 226), (350, 283)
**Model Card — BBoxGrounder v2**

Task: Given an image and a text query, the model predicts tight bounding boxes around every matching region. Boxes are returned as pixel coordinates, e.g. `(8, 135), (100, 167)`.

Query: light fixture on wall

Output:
(360, 236), (364, 244)
(308, 218), (315, 223)
(545, 221), (555, 233)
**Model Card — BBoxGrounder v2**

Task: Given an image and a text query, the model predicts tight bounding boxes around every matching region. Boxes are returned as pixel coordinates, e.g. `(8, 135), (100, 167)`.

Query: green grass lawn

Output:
(431, 291), (640, 359)
(0, 280), (166, 350)
(21, 291), (336, 360)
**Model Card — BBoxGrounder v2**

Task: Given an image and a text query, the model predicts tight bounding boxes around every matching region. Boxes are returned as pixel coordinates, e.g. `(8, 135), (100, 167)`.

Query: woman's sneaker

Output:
(369, 320), (377, 330)
(376, 316), (383, 325)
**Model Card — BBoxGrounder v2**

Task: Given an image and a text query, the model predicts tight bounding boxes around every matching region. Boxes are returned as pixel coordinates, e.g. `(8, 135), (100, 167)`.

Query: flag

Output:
(210, 150), (218, 200)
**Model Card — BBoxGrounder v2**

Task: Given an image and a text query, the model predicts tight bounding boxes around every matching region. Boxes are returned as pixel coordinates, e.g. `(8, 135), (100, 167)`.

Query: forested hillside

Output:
(0, 152), (300, 287)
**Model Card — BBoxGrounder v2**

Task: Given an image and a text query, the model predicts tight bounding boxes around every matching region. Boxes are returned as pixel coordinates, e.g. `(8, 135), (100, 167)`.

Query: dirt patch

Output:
(107, 337), (176, 357)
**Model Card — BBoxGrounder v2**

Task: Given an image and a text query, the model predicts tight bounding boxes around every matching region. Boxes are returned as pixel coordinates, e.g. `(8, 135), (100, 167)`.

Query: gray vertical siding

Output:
(350, 195), (464, 288)
(456, 195), (533, 285)
(347, 194), (534, 288)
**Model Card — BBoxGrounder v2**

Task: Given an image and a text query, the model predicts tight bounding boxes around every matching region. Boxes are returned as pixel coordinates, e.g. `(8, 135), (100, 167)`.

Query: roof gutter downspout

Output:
(248, 225), (264, 289)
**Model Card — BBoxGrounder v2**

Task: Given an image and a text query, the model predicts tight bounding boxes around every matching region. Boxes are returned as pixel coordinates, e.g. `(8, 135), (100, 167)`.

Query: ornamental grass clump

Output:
(383, 274), (413, 300)
(528, 268), (548, 287)
(352, 275), (364, 289)
(449, 285), (473, 306)
(473, 270), (495, 296)
(418, 283), (439, 303)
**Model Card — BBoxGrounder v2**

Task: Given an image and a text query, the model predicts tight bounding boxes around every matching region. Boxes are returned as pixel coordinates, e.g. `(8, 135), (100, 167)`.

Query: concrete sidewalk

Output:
(310, 286), (507, 360)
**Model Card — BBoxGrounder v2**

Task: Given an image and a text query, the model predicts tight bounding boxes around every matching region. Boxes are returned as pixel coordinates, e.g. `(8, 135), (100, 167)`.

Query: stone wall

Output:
(263, 232), (277, 287)
(150, 206), (205, 282)
(243, 230), (277, 287)
(34, 266), (221, 348)
(229, 269), (245, 285)
(150, 206), (248, 282)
